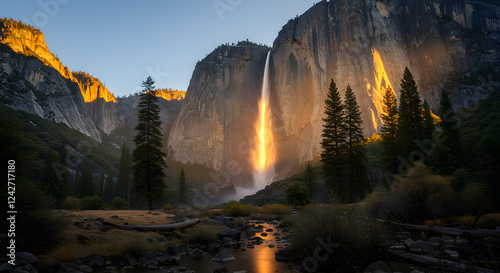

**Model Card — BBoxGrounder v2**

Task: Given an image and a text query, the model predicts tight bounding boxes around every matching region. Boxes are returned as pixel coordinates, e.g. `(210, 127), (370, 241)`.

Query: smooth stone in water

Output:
(211, 251), (235, 262)
(364, 260), (391, 273)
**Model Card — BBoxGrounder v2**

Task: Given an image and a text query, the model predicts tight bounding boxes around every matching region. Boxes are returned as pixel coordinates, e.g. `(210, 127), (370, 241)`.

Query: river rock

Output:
(189, 248), (204, 258)
(208, 243), (220, 253)
(15, 253), (37, 266)
(88, 256), (103, 268)
(77, 234), (91, 245)
(275, 248), (291, 262)
(122, 254), (138, 266)
(211, 251), (235, 262)
(212, 267), (228, 273)
(122, 265), (134, 271)
(159, 254), (176, 265)
(77, 265), (93, 273)
(217, 229), (241, 241)
(364, 261), (391, 273)
(166, 244), (185, 257)
(58, 263), (79, 273)
(409, 240), (435, 253)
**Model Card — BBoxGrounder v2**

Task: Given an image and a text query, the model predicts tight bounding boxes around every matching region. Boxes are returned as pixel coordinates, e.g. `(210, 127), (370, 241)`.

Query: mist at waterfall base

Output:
(236, 51), (276, 199)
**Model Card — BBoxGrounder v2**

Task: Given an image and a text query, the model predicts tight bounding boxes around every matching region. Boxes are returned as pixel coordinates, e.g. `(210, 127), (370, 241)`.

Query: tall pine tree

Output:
(117, 144), (132, 203)
(343, 85), (367, 203)
(381, 86), (399, 175)
(179, 168), (186, 205)
(321, 79), (347, 201)
(103, 174), (116, 204)
(429, 90), (462, 174)
(398, 67), (424, 160)
(132, 76), (167, 210)
(422, 100), (435, 140)
(80, 169), (94, 198)
(40, 149), (68, 205)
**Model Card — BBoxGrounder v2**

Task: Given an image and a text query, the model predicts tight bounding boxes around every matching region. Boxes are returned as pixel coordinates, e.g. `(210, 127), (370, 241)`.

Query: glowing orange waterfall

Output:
(251, 51), (275, 190)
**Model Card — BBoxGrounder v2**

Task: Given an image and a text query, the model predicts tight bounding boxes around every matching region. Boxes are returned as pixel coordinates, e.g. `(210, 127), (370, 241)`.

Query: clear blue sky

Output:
(1, 0), (318, 97)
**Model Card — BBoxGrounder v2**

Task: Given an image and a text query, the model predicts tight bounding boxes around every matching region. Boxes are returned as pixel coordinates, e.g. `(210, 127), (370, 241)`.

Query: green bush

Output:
(461, 183), (489, 213)
(286, 181), (310, 205)
(81, 196), (104, 210)
(290, 205), (389, 271)
(60, 196), (81, 210)
(260, 204), (292, 215)
(111, 196), (127, 210)
(365, 163), (458, 220)
(222, 200), (257, 216)
(185, 224), (221, 245)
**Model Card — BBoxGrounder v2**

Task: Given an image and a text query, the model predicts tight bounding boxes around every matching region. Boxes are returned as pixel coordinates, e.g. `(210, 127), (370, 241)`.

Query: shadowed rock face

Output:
(168, 0), (500, 182)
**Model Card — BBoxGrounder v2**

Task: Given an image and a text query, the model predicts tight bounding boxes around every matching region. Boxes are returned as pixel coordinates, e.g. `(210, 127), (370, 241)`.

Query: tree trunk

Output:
(148, 199), (153, 210)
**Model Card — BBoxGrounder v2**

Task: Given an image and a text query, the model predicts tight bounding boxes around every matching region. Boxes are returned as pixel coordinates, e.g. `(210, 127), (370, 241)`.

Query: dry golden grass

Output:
(455, 213), (500, 228)
(45, 245), (84, 266)
(87, 234), (166, 259)
(75, 210), (175, 226)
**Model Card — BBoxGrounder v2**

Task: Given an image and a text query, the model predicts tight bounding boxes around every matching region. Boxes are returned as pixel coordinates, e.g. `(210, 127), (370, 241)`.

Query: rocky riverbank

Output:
(2, 209), (499, 273)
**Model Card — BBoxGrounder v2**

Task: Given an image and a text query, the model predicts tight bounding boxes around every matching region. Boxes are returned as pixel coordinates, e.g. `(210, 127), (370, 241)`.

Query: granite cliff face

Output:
(269, 0), (499, 178)
(0, 18), (183, 145)
(168, 0), (500, 182)
(167, 42), (270, 185)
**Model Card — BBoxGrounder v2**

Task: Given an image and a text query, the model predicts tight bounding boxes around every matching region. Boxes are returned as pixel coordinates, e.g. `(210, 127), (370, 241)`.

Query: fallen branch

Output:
(378, 220), (500, 238)
(388, 250), (496, 273)
(102, 218), (201, 231)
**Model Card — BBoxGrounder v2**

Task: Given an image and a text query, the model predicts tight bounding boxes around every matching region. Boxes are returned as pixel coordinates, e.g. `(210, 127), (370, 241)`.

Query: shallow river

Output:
(111, 221), (295, 273)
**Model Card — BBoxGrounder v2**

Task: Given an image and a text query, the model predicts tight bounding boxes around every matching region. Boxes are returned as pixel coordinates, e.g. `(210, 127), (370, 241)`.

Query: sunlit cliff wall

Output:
(154, 89), (186, 101)
(0, 18), (117, 103)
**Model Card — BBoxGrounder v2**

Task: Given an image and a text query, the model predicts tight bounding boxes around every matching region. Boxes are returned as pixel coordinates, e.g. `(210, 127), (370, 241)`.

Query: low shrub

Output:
(81, 196), (104, 210)
(222, 200), (257, 217)
(60, 196), (81, 210)
(185, 224), (222, 245)
(171, 207), (201, 218)
(260, 204), (292, 215)
(111, 196), (127, 210)
(460, 183), (489, 213)
(163, 204), (173, 212)
(286, 181), (310, 205)
(364, 163), (459, 221)
(234, 218), (246, 226)
(290, 204), (389, 271)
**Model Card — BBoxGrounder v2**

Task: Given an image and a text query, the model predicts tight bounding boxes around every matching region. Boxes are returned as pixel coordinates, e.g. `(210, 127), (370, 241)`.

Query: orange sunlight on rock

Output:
(1, 19), (117, 103)
(368, 47), (395, 132)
